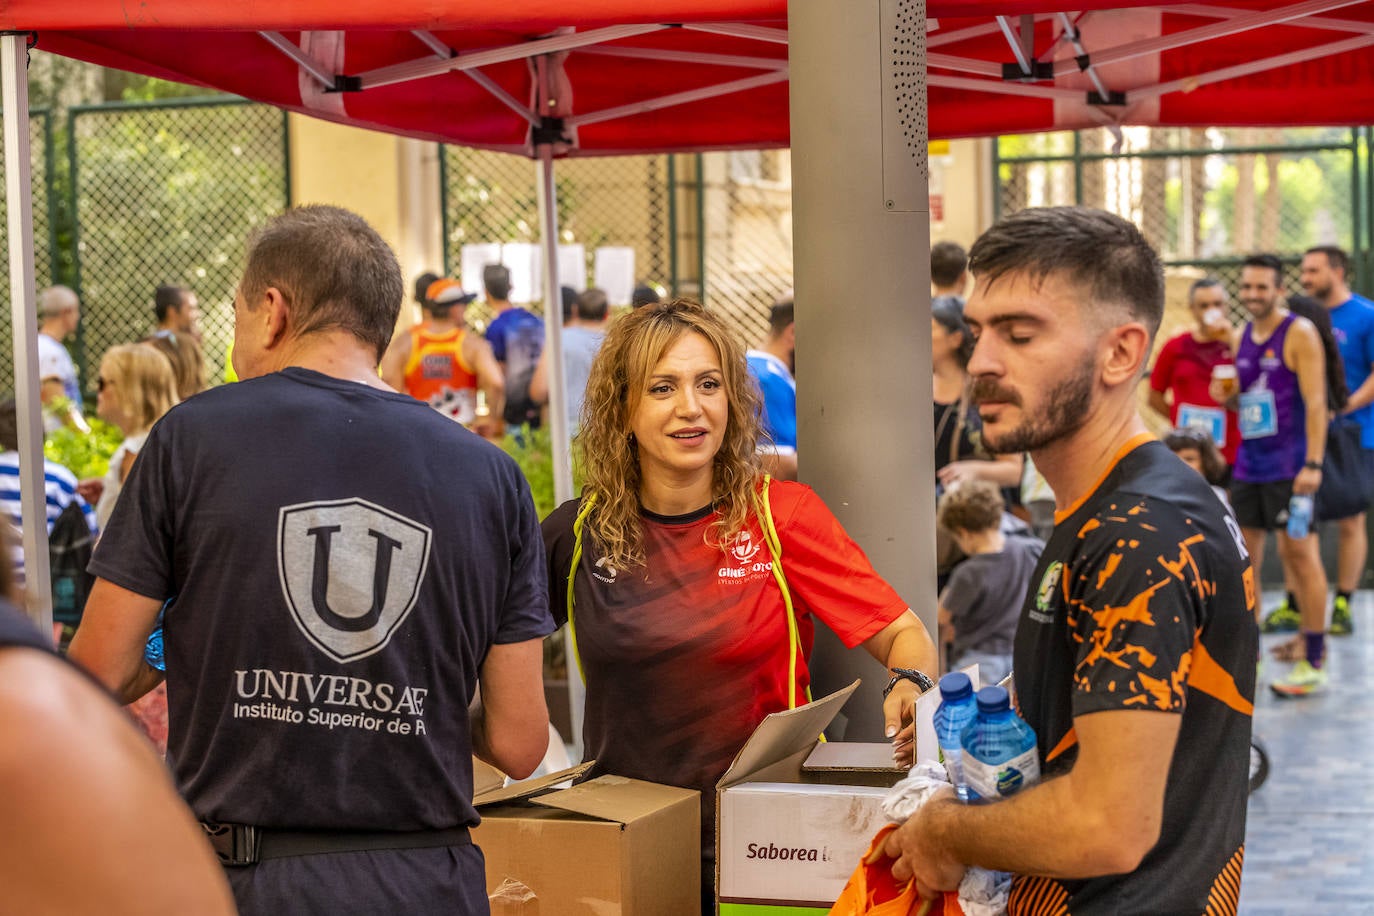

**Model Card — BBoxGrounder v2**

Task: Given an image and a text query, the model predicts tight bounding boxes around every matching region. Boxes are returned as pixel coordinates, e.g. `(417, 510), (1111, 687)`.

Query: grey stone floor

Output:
(1240, 591), (1374, 914)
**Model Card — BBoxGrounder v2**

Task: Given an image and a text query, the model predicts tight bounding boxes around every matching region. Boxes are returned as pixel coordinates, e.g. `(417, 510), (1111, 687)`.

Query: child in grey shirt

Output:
(937, 480), (1044, 684)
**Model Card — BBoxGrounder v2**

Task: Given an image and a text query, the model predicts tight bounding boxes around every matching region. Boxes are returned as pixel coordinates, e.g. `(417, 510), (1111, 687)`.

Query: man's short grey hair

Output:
(38, 286), (78, 318)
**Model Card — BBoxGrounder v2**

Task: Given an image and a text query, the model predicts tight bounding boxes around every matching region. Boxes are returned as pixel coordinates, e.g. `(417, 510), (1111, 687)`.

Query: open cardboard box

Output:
(472, 759), (700, 916)
(714, 674), (967, 915)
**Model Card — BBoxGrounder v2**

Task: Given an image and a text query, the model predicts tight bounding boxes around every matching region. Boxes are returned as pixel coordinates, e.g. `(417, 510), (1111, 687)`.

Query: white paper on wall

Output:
(593, 247), (636, 306)
(557, 244), (587, 294)
(500, 243), (540, 304)
(459, 243), (502, 297)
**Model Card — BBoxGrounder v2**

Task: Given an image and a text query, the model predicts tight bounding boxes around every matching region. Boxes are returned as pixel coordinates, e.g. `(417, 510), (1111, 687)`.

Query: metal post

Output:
(790, 0), (935, 740)
(2, 33), (53, 632)
(532, 55), (581, 762)
(536, 156), (573, 508)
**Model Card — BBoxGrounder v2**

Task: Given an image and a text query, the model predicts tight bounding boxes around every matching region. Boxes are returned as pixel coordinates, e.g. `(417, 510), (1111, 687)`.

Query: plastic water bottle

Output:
(961, 686), (1040, 801)
(1286, 494), (1314, 540)
(933, 672), (978, 802)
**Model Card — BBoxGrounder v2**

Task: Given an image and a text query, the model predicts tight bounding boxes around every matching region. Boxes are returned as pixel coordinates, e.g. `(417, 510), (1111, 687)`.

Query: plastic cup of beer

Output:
(1213, 364), (1239, 399)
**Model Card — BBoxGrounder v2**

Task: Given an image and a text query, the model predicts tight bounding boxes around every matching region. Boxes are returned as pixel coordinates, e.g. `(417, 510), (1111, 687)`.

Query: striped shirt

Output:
(0, 452), (98, 585)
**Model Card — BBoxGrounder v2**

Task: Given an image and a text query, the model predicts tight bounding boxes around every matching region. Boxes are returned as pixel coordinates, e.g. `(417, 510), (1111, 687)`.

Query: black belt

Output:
(201, 821), (471, 867)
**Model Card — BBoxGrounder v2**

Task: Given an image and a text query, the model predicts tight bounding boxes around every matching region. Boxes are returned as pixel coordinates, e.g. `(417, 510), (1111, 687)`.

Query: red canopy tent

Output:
(8, 0), (1374, 154)
(2, 0), (1372, 632)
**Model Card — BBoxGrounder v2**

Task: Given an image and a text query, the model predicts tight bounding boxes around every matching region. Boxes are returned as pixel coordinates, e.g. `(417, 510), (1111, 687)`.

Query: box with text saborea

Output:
(716, 680), (926, 915)
(472, 760), (700, 916)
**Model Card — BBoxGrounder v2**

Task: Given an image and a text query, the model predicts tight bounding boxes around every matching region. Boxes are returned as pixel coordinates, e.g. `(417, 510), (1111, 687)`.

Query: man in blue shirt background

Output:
(746, 298), (797, 480)
(1302, 244), (1374, 634)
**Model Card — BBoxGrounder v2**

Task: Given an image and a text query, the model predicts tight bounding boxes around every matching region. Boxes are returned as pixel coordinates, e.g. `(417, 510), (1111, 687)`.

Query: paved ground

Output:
(1240, 591), (1374, 913)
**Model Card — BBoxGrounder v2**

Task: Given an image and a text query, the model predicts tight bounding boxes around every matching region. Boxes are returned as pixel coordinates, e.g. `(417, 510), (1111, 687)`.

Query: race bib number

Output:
(1239, 389), (1278, 439)
(1177, 403), (1226, 447)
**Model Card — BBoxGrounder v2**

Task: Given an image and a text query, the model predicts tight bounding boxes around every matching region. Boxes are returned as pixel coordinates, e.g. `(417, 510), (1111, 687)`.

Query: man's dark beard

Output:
(971, 361), (1095, 455)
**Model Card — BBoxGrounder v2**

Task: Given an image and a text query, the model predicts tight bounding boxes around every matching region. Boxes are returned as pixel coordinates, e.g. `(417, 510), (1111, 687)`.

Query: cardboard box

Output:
(716, 681), (928, 915)
(473, 762), (700, 916)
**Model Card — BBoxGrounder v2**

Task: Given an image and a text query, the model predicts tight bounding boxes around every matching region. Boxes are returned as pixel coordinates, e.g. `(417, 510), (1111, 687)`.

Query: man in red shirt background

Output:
(1148, 277), (1241, 467)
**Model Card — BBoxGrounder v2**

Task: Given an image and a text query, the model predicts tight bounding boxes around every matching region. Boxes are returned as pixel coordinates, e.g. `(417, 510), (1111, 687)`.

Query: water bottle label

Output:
(964, 747), (1040, 800)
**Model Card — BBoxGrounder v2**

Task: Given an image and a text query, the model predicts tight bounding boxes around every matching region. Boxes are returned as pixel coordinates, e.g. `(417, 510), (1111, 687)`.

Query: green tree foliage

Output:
(69, 102), (288, 384)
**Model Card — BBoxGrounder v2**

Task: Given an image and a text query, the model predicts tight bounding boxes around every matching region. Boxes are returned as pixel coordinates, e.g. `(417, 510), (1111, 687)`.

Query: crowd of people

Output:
(1147, 245), (1374, 696)
(0, 200), (1358, 914)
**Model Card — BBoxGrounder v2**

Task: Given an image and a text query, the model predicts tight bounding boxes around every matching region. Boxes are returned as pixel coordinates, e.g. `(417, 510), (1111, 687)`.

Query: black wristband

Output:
(1304, 460), (1323, 470)
(883, 667), (935, 697)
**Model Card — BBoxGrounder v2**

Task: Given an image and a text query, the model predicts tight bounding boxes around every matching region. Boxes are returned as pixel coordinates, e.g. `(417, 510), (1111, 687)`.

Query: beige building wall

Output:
(929, 137), (994, 251)
(287, 114), (443, 332)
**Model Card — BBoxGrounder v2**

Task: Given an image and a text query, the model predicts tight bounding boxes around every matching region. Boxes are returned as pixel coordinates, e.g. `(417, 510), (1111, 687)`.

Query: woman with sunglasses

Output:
(88, 342), (181, 755)
(542, 299), (937, 915)
(92, 343), (180, 530)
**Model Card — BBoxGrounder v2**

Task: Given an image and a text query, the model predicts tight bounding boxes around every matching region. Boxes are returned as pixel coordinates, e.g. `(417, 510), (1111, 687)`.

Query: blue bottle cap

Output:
(938, 671), (973, 701)
(975, 685), (1011, 715)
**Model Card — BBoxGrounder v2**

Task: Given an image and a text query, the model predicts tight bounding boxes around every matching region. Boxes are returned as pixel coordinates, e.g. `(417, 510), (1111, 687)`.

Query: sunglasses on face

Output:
(96, 376), (111, 392)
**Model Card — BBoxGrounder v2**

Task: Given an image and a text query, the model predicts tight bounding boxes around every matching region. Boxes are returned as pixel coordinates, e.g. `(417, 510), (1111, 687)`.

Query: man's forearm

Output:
(1304, 393), (1327, 465)
(926, 771), (1138, 878)
(1346, 373), (1374, 414)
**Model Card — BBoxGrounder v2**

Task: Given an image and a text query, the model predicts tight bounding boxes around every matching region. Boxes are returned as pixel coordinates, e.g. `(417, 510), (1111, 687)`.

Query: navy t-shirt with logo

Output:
(90, 369), (552, 903)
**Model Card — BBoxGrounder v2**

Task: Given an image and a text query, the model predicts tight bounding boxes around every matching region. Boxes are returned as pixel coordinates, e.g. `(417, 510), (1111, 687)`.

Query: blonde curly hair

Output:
(577, 298), (763, 570)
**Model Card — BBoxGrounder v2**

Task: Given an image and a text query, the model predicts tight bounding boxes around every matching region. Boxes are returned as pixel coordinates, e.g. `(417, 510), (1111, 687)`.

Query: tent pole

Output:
(1, 33), (53, 633)
(537, 151), (573, 508)
(533, 55), (581, 763)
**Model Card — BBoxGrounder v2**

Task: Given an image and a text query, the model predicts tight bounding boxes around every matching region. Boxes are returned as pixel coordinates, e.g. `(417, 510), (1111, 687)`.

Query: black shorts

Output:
(1230, 479), (1293, 531)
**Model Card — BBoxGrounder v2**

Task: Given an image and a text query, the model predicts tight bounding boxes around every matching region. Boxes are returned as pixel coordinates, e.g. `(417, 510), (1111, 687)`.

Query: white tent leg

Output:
(533, 60), (582, 758)
(1, 33), (52, 633)
(537, 148), (574, 507)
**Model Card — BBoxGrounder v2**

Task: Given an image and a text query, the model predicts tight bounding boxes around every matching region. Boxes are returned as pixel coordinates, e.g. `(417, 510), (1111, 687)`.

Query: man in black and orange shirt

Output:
(886, 208), (1257, 914)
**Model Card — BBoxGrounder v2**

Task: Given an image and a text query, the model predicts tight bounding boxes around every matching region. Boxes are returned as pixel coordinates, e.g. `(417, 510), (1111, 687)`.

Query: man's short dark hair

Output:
(631, 284), (661, 308)
(153, 285), (190, 324)
(968, 207), (1164, 340)
(1242, 253), (1285, 287)
(930, 241), (968, 289)
(0, 398), (17, 452)
(1305, 245), (1349, 279)
(413, 271), (440, 307)
(561, 286), (578, 323)
(1188, 277), (1224, 302)
(483, 264), (512, 301)
(768, 299), (794, 337)
(575, 287), (609, 322)
(238, 205), (402, 362)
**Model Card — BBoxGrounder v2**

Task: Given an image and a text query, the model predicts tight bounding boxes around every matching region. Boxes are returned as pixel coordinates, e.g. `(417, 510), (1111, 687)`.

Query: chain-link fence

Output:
(994, 126), (1370, 317)
(702, 150), (794, 346)
(441, 148), (672, 330)
(440, 148), (795, 350)
(0, 110), (59, 392)
(68, 98), (290, 393)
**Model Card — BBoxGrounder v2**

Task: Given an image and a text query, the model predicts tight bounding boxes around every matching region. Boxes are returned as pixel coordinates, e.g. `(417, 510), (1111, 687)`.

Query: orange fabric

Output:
(1188, 639), (1254, 716)
(1053, 431), (1156, 525)
(828, 824), (964, 916)
(402, 325), (478, 417)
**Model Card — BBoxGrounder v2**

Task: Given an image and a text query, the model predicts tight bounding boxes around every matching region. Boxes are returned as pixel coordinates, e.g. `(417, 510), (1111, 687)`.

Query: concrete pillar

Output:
(790, 0), (935, 740)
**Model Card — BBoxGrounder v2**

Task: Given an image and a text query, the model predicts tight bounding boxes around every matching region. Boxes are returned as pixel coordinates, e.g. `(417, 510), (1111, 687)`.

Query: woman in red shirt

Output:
(542, 299), (937, 916)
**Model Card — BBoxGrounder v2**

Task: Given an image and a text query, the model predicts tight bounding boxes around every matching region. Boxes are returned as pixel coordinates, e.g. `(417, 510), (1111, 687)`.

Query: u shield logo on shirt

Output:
(278, 499), (432, 663)
(1031, 561), (1063, 623)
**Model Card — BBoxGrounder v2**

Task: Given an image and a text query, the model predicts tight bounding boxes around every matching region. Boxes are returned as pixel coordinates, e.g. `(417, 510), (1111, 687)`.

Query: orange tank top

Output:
(403, 326), (479, 423)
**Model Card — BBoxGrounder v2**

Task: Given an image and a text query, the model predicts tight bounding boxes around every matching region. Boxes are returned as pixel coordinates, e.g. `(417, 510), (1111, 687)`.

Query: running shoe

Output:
(1270, 660), (1328, 697)
(1330, 595), (1353, 636)
(1261, 599), (1301, 633)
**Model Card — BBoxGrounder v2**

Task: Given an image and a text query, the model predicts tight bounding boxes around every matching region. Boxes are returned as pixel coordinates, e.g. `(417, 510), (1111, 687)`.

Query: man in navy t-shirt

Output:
(70, 206), (554, 915)
(1302, 244), (1374, 634)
